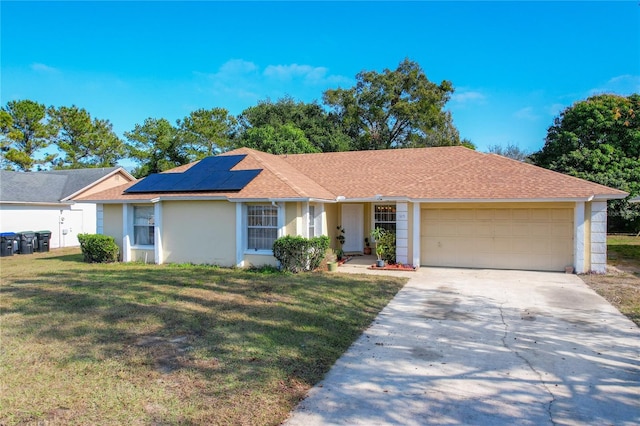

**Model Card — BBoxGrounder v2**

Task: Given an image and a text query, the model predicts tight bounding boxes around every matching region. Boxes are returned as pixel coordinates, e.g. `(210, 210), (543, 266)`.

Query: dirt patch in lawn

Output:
(581, 268), (640, 327)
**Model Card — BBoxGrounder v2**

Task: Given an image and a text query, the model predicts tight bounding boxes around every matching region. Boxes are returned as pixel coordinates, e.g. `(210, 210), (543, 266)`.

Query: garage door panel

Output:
(552, 223), (573, 237)
(551, 209), (572, 221)
(421, 207), (573, 272)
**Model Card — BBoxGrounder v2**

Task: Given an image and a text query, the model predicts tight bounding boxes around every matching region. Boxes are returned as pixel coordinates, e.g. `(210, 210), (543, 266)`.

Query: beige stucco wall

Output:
(77, 171), (134, 198)
(103, 204), (124, 259)
(324, 203), (339, 249)
(285, 202), (300, 236)
(161, 200), (236, 266)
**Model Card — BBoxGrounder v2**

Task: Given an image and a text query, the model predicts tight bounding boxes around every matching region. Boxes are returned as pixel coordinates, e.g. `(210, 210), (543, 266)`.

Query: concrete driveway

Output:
(285, 268), (640, 426)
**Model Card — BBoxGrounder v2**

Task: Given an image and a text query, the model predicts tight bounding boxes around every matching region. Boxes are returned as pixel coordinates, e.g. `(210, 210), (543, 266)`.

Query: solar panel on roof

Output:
(218, 170), (261, 190)
(124, 155), (261, 194)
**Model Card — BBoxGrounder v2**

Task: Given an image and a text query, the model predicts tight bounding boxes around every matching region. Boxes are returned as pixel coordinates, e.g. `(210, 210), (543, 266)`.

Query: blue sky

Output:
(2, 1), (639, 164)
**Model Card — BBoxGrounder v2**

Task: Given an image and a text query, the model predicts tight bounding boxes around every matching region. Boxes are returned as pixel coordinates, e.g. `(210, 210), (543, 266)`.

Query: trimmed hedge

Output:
(77, 234), (119, 263)
(272, 235), (330, 273)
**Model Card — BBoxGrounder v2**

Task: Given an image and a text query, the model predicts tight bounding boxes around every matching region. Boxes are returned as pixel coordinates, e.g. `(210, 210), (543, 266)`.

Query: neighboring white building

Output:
(0, 168), (135, 249)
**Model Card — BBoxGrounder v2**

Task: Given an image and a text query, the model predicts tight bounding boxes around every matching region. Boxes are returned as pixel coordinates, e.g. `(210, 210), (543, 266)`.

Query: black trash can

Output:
(17, 231), (35, 255)
(35, 231), (52, 252)
(0, 232), (16, 257)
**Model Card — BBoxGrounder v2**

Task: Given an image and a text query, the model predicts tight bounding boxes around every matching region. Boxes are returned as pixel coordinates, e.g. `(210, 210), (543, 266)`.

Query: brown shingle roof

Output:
(74, 146), (627, 202)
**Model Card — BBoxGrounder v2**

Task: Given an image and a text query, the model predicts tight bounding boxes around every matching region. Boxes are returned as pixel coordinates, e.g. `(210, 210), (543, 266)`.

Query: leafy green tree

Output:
(49, 105), (125, 169)
(487, 143), (531, 161)
(237, 97), (350, 152)
(0, 99), (57, 170)
(323, 59), (457, 150)
(125, 118), (189, 178)
(177, 107), (238, 161)
(241, 123), (319, 155)
(531, 93), (640, 232)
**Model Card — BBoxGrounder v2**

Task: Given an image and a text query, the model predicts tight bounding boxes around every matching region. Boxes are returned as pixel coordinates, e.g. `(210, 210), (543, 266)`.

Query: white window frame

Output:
(308, 204), (316, 238)
(132, 205), (155, 248)
(372, 203), (397, 233)
(245, 204), (280, 253)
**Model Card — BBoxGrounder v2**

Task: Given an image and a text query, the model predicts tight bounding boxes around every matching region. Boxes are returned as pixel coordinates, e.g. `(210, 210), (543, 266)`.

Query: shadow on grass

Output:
(1, 264), (406, 423)
(34, 253), (85, 262)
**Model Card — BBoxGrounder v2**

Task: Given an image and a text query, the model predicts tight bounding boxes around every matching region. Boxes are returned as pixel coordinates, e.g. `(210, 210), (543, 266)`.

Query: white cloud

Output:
(31, 63), (59, 74)
(263, 63), (349, 86)
(218, 59), (259, 75)
(193, 59), (351, 107)
(589, 75), (640, 96)
(450, 90), (486, 105)
(513, 107), (540, 121)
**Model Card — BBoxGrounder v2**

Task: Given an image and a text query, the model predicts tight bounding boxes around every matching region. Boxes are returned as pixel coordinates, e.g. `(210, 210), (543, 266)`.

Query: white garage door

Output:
(421, 207), (574, 271)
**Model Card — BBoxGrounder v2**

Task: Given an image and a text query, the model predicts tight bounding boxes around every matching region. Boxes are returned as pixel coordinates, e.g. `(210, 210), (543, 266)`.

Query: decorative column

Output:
(574, 202), (585, 274)
(590, 201), (607, 273)
(396, 203), (409, 264)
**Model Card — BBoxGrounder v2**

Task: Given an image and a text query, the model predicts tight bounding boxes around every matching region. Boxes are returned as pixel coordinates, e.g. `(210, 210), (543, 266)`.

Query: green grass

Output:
(607, 234), (640, 265)
(0, 248), (407, 425)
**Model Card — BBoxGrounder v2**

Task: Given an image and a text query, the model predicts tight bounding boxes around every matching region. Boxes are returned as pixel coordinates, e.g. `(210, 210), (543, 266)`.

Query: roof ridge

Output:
(247, 149), (335, 199)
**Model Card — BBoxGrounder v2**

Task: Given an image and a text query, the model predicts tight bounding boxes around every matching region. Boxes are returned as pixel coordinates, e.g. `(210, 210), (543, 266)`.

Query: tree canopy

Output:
(49, 105), (125, 169)
(0, 100), (57, 171)
(177, 107), (237, 161)
(240, 123), (319, 155)
(2, 59), (473, 173)
(124, 118), (189, 178)
(323, 59), (458, 150)
(531, 93), (640, 232)
(237, 97), (350, 152)
(487, 143), (531, 162)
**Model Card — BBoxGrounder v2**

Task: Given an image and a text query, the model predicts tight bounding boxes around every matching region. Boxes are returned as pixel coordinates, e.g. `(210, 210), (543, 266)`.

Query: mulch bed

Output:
(368, 263), (417, 271)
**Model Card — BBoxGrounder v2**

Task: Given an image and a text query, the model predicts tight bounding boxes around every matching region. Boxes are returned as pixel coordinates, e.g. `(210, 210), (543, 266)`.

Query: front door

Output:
(341, 204), (363, 253)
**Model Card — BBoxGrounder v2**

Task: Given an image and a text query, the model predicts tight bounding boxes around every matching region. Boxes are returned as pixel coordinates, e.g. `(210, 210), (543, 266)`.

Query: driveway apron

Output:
(285, 268), (640, 426)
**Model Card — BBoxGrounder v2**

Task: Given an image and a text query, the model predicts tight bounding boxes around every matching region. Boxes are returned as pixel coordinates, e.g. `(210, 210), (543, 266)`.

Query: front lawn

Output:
(581, 235), (640, 327)
(0, 248), (407, 425)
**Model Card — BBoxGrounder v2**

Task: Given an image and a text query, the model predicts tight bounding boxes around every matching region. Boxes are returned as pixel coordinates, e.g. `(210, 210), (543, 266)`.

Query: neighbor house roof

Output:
(630, 196), (640, 203)
(74, 147), (628, 203)
(0, 167), (134, 204)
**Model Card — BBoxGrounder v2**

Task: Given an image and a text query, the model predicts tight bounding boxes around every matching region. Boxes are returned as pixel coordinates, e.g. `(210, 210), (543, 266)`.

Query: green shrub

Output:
(272, 235), (330, 273)
(77, 234), (119, 263)
(378, 230), (396, 264)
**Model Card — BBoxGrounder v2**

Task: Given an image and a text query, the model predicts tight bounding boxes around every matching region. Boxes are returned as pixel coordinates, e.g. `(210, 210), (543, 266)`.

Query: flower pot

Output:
(376, 259), (385, 268)
(327, 262), (338, 272)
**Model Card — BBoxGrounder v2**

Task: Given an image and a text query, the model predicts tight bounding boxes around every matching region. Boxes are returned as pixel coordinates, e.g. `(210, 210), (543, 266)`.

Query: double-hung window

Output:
(308, 205), (316, 238)
(374, 204), (396, 233)
(133, 206), (154, 246)
(247, 205), (278, 251)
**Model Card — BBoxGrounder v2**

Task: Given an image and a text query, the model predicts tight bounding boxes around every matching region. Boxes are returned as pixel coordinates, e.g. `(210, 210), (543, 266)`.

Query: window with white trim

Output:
(247, 205), (278, 250)
(308, 205), (316, 238)
(374, 204), (396, 233)
(133, 206), (155, 246)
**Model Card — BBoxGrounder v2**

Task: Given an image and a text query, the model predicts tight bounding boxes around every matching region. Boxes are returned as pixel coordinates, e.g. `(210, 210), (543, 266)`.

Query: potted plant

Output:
(336, 225), (345, 260)
(364, 237), (372, 255)
(370, 227), (386, 268)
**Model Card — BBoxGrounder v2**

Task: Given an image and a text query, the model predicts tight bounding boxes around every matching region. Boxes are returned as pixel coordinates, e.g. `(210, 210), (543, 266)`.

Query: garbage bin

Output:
(0, 232), (16, 257)
(16, 231), (35, 255)
(35, 231), (52, 252)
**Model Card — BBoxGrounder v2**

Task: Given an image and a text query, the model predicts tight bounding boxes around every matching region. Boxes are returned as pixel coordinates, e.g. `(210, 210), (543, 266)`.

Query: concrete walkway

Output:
(285, 267), (640, 425)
